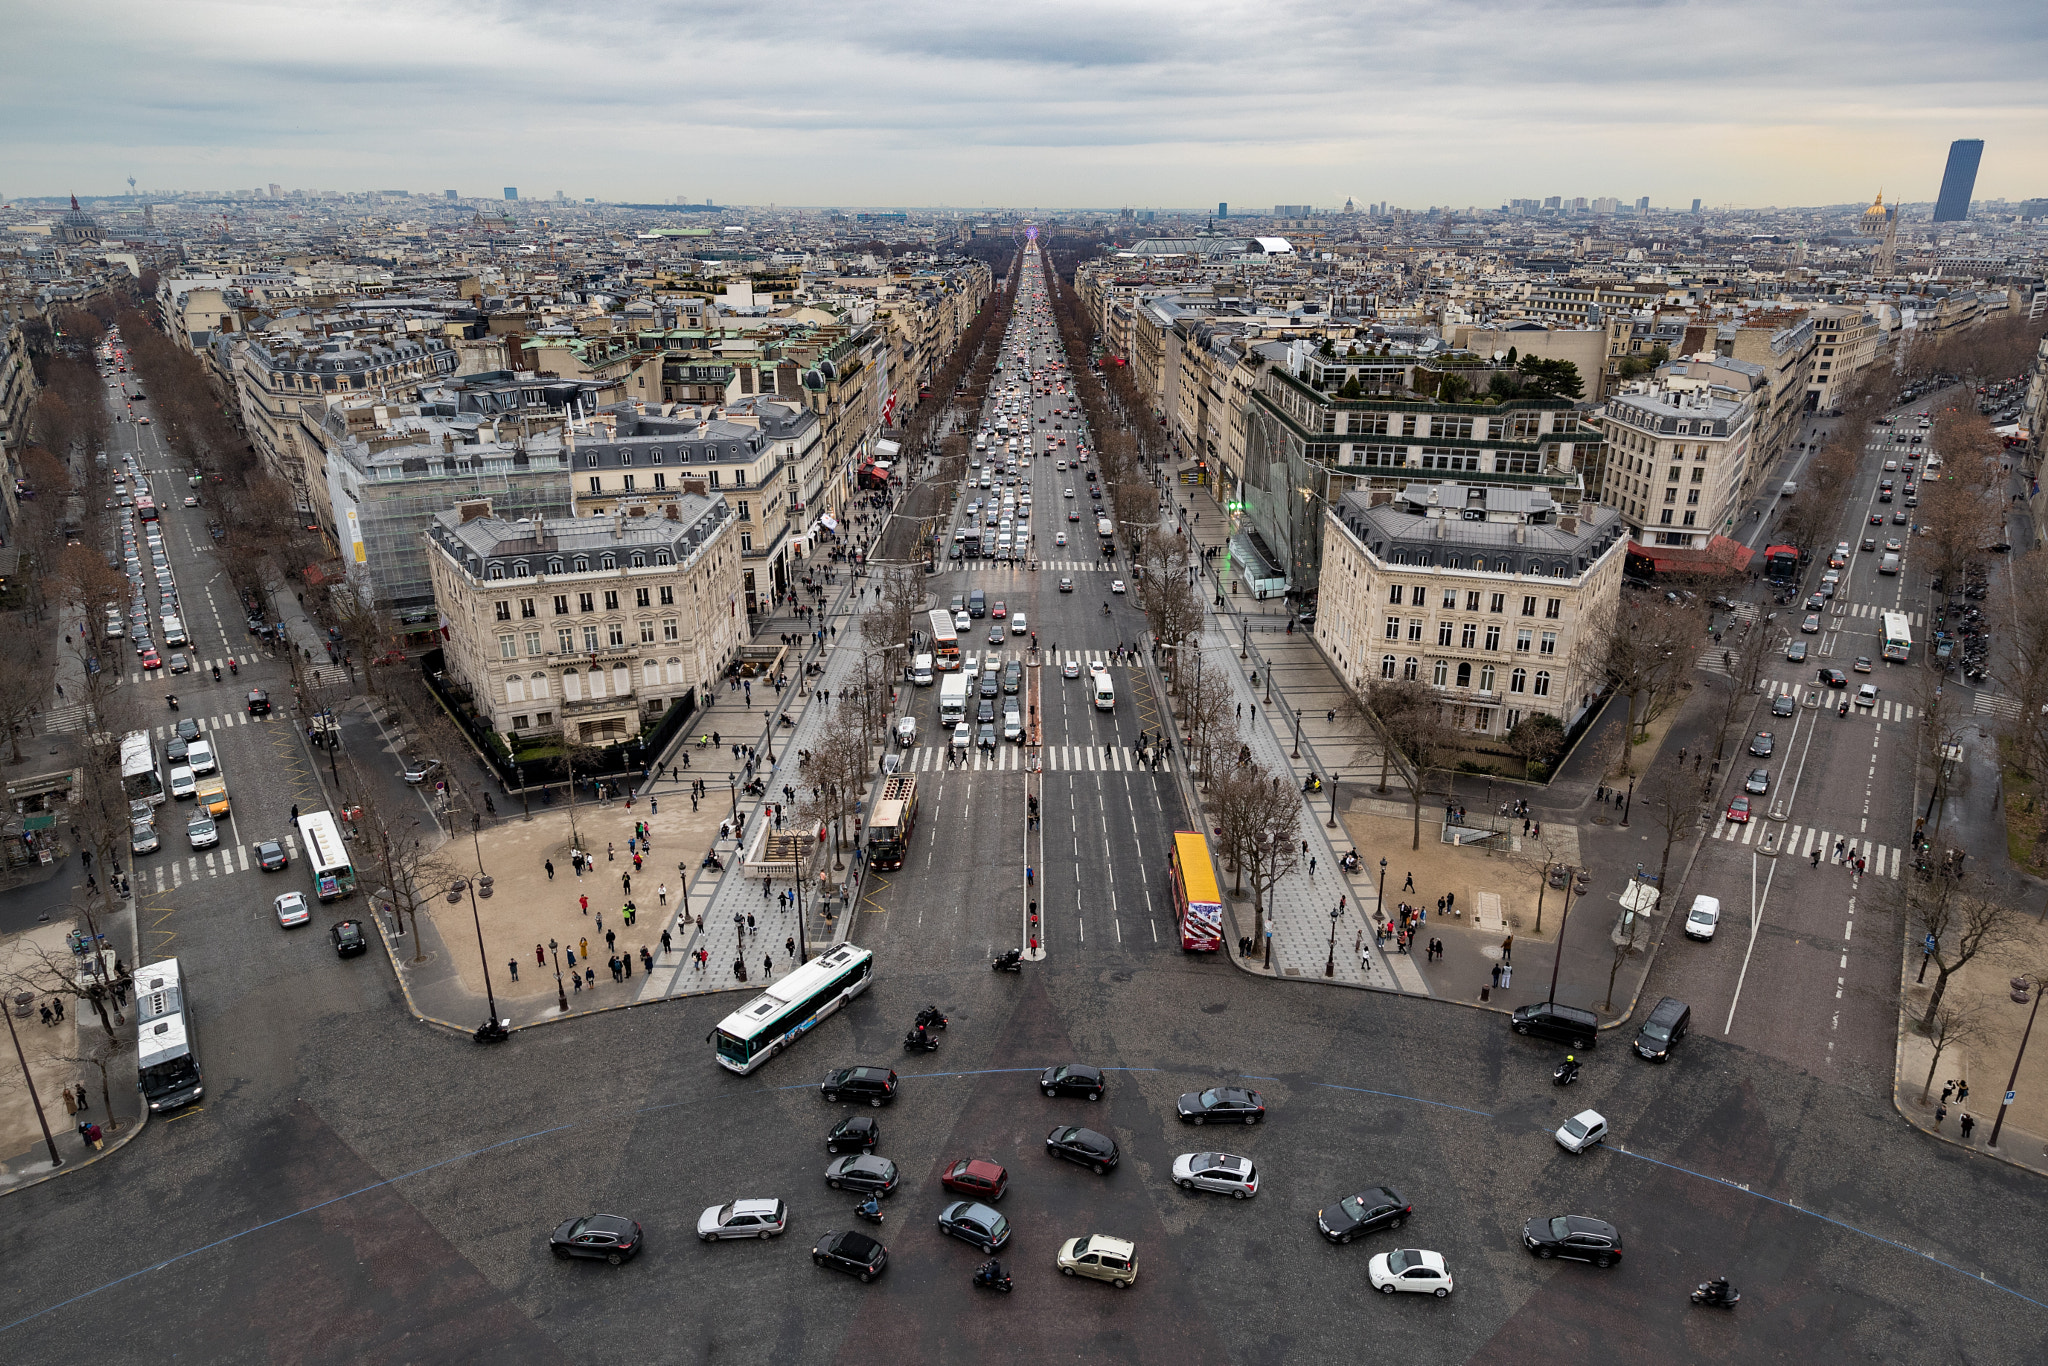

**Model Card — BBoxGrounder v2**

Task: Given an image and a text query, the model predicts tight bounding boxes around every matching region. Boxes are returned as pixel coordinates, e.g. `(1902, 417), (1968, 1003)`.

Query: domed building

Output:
(56, 195), (103, 246)
(1859, 190), (1893, 235)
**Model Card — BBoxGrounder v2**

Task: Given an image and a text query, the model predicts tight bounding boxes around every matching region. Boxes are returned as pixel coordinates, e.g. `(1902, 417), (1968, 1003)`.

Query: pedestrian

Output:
(80, 1119), (104, 1151)
(786, 934), (797, 960)
(634, 852), (643, 872)
(579, 893), (589, 915)
(62, 1084), (77, 1116)
(1445, 891), (1455, 915)
(579, 935), (589, 961)
(1960, 1112), (1976, 1142)
(73, 1082), (88, 1114)
(608, 841), (615, 862)
(572, 970), (583, 993)
(1310, 855), (1317, 875)
(1491, 962), (1503, 987)
(747, 911), (756, 934)
(1941, 1080), (1956, 1105)
(696, 948), (708, 970)
(733, 958), (746, 981)
(1811, 848), (1821, 867)
(659, 883), (668, 907)
(661, 928), (673, 956)
(1956, 1080), (1970, 1104)
(622, 871), (631, 894)
(605, 928), (616, 953)
(1934, 1102), (1948, 1129)
(586, 967), (595, 990)
(609, 955), (622, 982)
(1403, 871), (1415, 892)
(509, 958), (519, 981)
(546, 858), (555, 880)
(534, 943), (545, 967)
(39, 1002), (53, 1027)
(641, 946), (655, 973)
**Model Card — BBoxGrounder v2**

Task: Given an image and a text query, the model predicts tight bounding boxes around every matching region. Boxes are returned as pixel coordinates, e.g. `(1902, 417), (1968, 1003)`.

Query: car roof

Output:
(581, 1214), (636, 1233)
(731, 1198), (782, 1216)
(1559, 1214), (1617, 1236)
(1082, 1234), (1135, 1256)
(832, 1230), (882, 1258)
(957, 1157), (1004, 1176)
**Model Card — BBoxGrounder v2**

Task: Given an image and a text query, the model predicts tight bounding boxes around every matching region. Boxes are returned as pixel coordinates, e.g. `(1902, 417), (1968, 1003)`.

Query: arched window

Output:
(1510, 667), (1527, 693)
(1533, 670), (1551, 697)
(529, 671), (550, 700)
(1403, 657), (1418, 681)
(560, 668), (581, 701)
(1380, 654), (1396, 679)
(1455, 661), (1472, 688)
(1432, 659), (1448, 686)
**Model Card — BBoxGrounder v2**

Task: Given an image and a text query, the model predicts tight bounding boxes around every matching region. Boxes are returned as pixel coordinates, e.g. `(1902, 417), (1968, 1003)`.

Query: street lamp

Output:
(1325, 901), (1342, 978)
(1545, 864), (1583, 1007)
(548, 938), (568, 1013)
(515, 762), (531, 822)
(447, 872), (500, 1030)
(1989, 975), (2045, 1149)
(1377, 858), (1388, 932)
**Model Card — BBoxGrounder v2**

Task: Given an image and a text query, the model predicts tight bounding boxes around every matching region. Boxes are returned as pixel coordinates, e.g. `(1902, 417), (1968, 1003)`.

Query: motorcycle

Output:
(1691, 1279), (1740, 1309)
(1838, 699), (1850, 717)
(473, 1018), (510, 1045)
(166, 695), (179, 711)
(211, 664), (221, 681)
(992, 948), (1023, 973)
(973, 1259), (1014, 1294)
(227, 658), (237, 675)
(915, 1005), (949, 1031)
(904, 1027), (939, 1053)
(1553, 1056), (1581, 1087)
(853, 1198), (884, 1226)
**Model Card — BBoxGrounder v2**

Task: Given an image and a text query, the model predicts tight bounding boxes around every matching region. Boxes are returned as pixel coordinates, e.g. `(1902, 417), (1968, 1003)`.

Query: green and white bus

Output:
(713, 944), (874, 1075)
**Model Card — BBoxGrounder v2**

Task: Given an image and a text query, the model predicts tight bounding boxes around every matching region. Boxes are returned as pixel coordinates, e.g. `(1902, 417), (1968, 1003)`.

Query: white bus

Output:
(712, 943), (874, 1075)
(296, 810), (357, 901)
(1881, 610), (1912, 663)
(121, 730), (164, 806)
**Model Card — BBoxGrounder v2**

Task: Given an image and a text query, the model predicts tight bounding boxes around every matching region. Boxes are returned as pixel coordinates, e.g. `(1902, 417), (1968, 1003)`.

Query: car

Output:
(1861, 536), (1877, 551)
(1110, 579), (1126, 594)
(825, 1115), (879, 1154)
(1801, 613), (1822, 633)
(1853, 655), (1873, 673)
(255, 839), (289, 871)
(1521, 1214), (1622, 1267)
(1012, 613), (1028, 636)
(822, 1066), (897, 1107)
(1054, 531), (1067, 546)
(1885, 538), (1904, 553)
(1068, 509), (1080, 521)
(246, 687), (271, 715)
(991, 601), (1007, 619)
(1856, 683), (1878, 707)
(941, 1157), (1010, 1201)
(1554, 1109), (1607, 1153)
(1685, 896), (1721, 940)
(1041, 1063), (1106, 1100)
(1059, 577), (1073, 593)
(183, 495), (198, 508)
(1784, 640), (1807, 662)
(1056, 1233), (1138, 1286)
(1750, 731), (1774, 756)
(1744, 767), (1770, 795)
(1771, 695), (1796, 718)
(812, 1228), (887, 1282)
(327, 918), (368, 957)
(174, 718), (199, 742)
(697, 1198), (788, 1242)
(1805, 593), (1827, 611)
(1171, 1151), (1259, 1198)
(186, 739), (216, 775)
(167, 652), (190, 674)
(130, 822), (160, 855)
(185, 812), (218, 848)
(937, 1200), (1011, 1253)
(987, 625), (1003, 646)
(1177, 1086), (1264, 1125)
(950, 722), (971, 753)
(166, 737), (189, 766)
(140, 647), (162, 670)
(948, 543), (963, 560)
(1894, 510), (1910, 525)
(954, 610), (972, 631)
(1869, 512), (1885, 525)
(825, 1153), (899, 1195)
(1725, 796), (1751, 824)
(274, 891), (311, 927)
(1317, 1186), (1412, 1243)
(1062, 660), (1081, 679)
(1046, 1125), (1120, 1173)
(402, 756), (441, 784)
(549, 1213), (643, 1265)
(1368, 1248), (1454, 1297)
(978, 721), (998, 749)
(1818, 667), (1847, 687)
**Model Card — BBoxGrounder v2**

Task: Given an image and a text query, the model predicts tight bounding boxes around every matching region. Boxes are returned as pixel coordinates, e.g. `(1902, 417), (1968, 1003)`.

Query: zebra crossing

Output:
(1833, 604), (1924, 623)
(1748, 678), (1918, 721)
(936, 560), (1117, 574)
(1974, 692), (2022, 720)
(1709, 819), (1905, 878)
(147, 710), (277, 741)
(139, 832), (303, 893)
(901, 743), (1172, 773)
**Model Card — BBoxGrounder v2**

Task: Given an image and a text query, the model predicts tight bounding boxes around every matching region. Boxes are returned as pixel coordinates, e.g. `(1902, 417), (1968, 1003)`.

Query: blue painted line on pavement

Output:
(1312, 1081), (1494, 1118)
(0, 1122), (577, 1337)
(1608, 1146), (2048, 1311)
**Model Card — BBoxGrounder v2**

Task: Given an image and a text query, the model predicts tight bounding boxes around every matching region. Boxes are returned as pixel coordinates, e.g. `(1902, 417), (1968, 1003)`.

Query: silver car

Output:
(824, 1154), (898, 1196)
(1170, 1152), (1259, 1198)
(696, 1198), (788, 1241)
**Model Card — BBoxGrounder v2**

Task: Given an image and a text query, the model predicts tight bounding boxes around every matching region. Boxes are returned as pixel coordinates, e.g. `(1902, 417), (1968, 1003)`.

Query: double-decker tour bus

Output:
(866, 776), (918, 870)
(1169, 831), (1224, 952)
(927, 608), (961, 671)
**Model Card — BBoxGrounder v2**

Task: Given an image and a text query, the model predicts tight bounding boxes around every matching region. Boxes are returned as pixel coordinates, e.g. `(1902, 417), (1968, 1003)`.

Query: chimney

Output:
(442, 433), (455, 453)
(1559, 515), (1579, 534)
(664, 502), (680, 520)
(614, 509), (625, 539)
(457, 498), (493, 523)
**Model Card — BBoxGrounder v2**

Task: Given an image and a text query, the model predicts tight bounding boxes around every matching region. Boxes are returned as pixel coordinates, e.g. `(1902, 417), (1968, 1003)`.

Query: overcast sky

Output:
(5, 0), (2042, 210)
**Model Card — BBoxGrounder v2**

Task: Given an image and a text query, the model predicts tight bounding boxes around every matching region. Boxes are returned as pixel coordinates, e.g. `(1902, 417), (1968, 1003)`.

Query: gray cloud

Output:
(2, 0), (2042, 206)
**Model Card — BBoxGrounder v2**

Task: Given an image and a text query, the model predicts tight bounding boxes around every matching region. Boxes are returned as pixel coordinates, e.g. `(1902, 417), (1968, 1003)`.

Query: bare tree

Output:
(2000, 551), (2048, 782)
(1214, 762), (1304, 946)
(1912, 878), (2025, 1029)
(795, 720), (867, 870)
(1913, 998), (1993, 1104)
(1367, 677), (1455, 849)
(1601, 593), (1706, 740)
(861, 565), (926, 662)
(1134, 530), (1203, 651)
(0, 639), (53, 762)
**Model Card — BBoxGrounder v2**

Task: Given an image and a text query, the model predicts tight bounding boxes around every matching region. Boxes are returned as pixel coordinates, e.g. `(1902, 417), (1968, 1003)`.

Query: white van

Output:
(168, 766), (197, 801)
(910, 653), (934, 686)
(1684, 895), (1721, 941)
(1093, 673), (1116, 712)
(161, 615), (187, 647)
(1878, 553), (1900, 575)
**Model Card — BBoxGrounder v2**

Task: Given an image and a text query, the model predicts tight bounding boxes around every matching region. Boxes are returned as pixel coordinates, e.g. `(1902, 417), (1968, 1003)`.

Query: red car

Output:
(991, 601), (1007, 619)
(140, 648), (162, 671)
(940, 1157), (1009, 1201)
(1725, 796), (1751, 823)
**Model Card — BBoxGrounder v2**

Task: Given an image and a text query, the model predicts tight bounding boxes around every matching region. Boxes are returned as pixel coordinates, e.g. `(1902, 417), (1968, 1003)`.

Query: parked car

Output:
(936, 1201), (1011, 1253)
(1367, 1248), (1454, 1297)
(696, 1198), (788, 1242)
(1055, 1233), (1137, 1286)
(812, 1229), (887, 1282)
(1521, 1214), (1622, 1267)
(1554, 1109), (1608, 1153)
(940, 1157), (1009, 1201)
(1171, 1151), (1259, 1198)
(1176, 1086), (1265, 1125)
(1040, 1063), (1106, 1100)
(1046, 1126), (1120, 1173)
(549, 1214), (643, 1265)
(825, 1115), (880, 1154)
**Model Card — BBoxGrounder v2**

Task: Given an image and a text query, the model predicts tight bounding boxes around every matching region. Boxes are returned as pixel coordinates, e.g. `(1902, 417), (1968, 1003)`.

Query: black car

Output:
(813, 1229), (888, 1282)
(1521, 1214), (1623, 1267)
(1510, 1001), (1598, 1048)
(1818, 668), (1847, 688)
(1040, 1063), (1106, 1100)
(826, 1115), (879, 1153)
(175, 718), (200, 742)
(330, 919), (368, 957)
(1771, 695), (1796, 718)
(821, 1066), (897, 1106)
(246, 687), (271, 716)
(255, 839), (289, 871)
(979, 674), (999, 700)
(1749, 731), (1775, 757)
(1045, 1125), (1120, 1173)
(1317, 1186), (1413, 1244)
(1176, 1086), (1265, 1125)
(548, 1213), (643, 1265)
(165, 736), (189, 765)
(824, 1154), (898, 1195)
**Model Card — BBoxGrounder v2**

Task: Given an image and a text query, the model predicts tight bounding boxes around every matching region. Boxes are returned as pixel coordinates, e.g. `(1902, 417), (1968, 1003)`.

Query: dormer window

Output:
(629, 553), (645, 568)
(651, 451), (663, 465)
(600, 555), (616, 570)
(513, 561), (530, 577)
(573, 557), (590, 572)
(548, 558), (563, 573)
(586, 454), (598, 467)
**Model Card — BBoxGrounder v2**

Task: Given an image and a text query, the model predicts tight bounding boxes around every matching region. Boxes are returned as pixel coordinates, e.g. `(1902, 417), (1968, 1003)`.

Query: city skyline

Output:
(3, 0), (2042, 209)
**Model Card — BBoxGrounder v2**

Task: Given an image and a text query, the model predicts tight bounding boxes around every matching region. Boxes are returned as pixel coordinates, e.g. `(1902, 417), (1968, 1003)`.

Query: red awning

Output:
(1628, 536), (1754, 577)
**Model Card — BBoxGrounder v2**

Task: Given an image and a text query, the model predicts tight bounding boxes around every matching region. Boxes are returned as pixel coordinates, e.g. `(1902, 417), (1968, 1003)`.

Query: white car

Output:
(954, 610), (971, 632)
(1684, 896), (1720, 941)
(1012, 613), (1028, 635)
(696, 1198), (788, 1241)
(1554, 1109), (1607, 1153)
(1855, 683), (1878, 707)
(1171, 1152), (1258, 1198)
(185, 739), (217, 776)
(1063, 660), (1081, 679)
(1089, 660), (1108, 677)
(950, 722), (972, 752)
(274, 891), (310, 928)
(1055, 532), (1067, 546)
(1064, 487), (1075, 498)
(1368, 1248), (1454, 1297)
(1110, 579), (1126, 594)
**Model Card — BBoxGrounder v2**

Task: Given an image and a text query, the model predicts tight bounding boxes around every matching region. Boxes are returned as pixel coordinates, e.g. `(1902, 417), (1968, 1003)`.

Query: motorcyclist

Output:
(977, 1257), (1004, 1284)
(1561, 1053), (1579, 1078)
(857, 1194), (881, 1218)
(1700, 1275), (1731, 1303)
(166, 695), (179, 710)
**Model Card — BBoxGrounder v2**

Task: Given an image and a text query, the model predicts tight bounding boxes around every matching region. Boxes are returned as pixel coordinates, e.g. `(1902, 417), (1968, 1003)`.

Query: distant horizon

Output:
(5, 1), (2040, 208)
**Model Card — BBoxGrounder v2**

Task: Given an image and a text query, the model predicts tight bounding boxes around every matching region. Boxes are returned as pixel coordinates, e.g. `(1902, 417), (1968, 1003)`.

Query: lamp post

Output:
(515, 763), (530, 822)
(2, 993), (61, 1169)
(1620, 773), (1635, 828)
(1325, 901), (1341, 978)
(1377, 858), (1388, 932)
(448, 872), (500, 1029)
(1988, 975), (2045, 1149)
(727, 773), (739, 830)
(1545, 864), (1579, 1006)
(548, 938), (568, 1013)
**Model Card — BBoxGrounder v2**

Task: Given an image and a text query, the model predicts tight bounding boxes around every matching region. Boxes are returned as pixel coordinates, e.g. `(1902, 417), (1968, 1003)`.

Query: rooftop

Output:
(1333, 483), (1627, 579)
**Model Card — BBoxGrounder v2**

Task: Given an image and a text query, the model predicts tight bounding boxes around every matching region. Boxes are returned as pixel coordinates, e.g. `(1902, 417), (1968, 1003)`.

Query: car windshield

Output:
(1642, 1022), (1671, 1041)
(1338, 1195), (1368, 1220)
(1548, 1216), (1573, 1240)
(1199, 1088), (1223, 1105)
(1387, 1249), (1416, 1272)
(1561, 1116), (1590, 1138)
